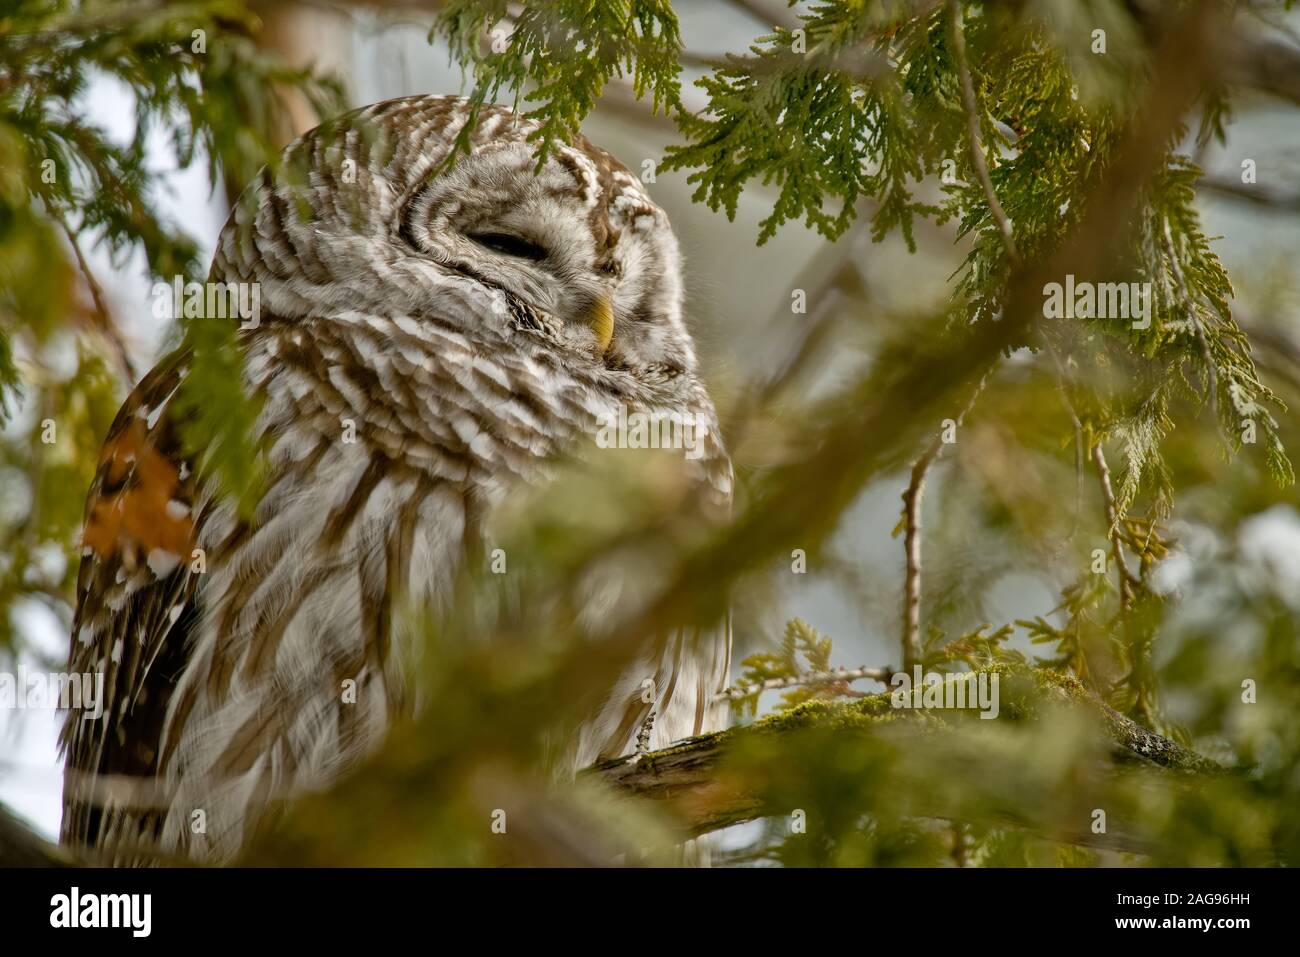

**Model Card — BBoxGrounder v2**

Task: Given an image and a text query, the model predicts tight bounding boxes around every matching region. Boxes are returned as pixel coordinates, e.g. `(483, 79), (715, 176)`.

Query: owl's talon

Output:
(632, 706), (657, 763)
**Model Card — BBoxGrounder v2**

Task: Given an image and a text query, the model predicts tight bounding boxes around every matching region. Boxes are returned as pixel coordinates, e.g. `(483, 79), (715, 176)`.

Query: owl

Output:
(59, 95), (733, 864)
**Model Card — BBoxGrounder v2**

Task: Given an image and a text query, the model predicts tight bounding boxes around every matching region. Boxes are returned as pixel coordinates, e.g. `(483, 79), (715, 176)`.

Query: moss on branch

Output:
(589, 664), (1225, 851)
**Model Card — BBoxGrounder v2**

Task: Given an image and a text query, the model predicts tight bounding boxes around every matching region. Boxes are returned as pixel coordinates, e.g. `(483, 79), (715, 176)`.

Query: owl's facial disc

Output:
(460, 225), (615, 357)
(400, 138), (694, 377)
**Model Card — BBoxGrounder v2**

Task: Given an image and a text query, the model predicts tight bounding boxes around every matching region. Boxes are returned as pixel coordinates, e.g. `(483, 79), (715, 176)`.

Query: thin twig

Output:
(1091, 443), (1139, 615)
(901, 372), (991, 671)
(1040, 333), (1086, 543)
(902, 441), (942, 672)
(1092, 441), (1159, 726)
(54, 213), (136, 381)
(948, 0), (1020, 266)
(717, 665), (893, 701)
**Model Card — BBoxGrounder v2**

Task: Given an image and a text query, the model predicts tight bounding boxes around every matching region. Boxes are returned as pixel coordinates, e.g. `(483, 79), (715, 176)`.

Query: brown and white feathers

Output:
(59, 95), (732, 864)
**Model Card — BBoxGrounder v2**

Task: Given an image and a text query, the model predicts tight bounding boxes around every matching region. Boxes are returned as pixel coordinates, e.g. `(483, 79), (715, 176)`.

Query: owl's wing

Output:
(59, 350), (205, 855)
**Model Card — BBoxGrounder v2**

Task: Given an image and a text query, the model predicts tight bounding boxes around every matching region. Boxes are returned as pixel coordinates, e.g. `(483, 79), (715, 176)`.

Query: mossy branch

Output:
(591, 665), (1227, 857)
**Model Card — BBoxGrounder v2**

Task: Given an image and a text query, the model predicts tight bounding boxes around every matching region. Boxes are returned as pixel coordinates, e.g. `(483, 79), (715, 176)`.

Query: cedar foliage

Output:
(0, 0), (341, 648)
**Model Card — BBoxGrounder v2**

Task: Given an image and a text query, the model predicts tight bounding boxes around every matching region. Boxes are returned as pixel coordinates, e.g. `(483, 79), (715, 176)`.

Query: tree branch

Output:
(1224, 28), (1300, 107)
(593, 667), (1226, 856)
(1126, 0), (1300, 108)
(1197, 175), (1300, 213)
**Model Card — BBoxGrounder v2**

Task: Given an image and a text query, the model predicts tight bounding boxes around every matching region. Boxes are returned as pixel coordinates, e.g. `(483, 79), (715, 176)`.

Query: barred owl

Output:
(60, 95), (732, 864)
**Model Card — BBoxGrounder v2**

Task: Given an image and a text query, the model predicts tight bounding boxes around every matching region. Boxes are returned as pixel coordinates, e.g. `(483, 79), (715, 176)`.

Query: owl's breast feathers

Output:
(62, 309), (730, 861)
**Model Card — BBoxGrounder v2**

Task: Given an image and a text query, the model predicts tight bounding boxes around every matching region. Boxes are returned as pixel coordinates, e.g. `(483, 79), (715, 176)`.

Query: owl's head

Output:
(215, 95), (697, 385)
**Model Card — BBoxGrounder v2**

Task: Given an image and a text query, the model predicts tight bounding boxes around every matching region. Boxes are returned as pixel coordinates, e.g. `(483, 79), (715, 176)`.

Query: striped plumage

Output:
(60, 95), (732, 863)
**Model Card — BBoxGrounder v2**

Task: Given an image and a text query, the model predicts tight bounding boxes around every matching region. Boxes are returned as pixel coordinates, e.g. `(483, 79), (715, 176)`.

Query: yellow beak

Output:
(583, 295), (615, 356)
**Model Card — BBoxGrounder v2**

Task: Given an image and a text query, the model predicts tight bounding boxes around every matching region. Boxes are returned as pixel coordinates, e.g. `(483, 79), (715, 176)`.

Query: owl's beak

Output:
(582, 295), (615, 356)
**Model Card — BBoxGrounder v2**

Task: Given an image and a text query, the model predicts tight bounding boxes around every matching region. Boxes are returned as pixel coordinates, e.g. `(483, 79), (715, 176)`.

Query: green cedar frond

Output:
(433, 0), (682, 168)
